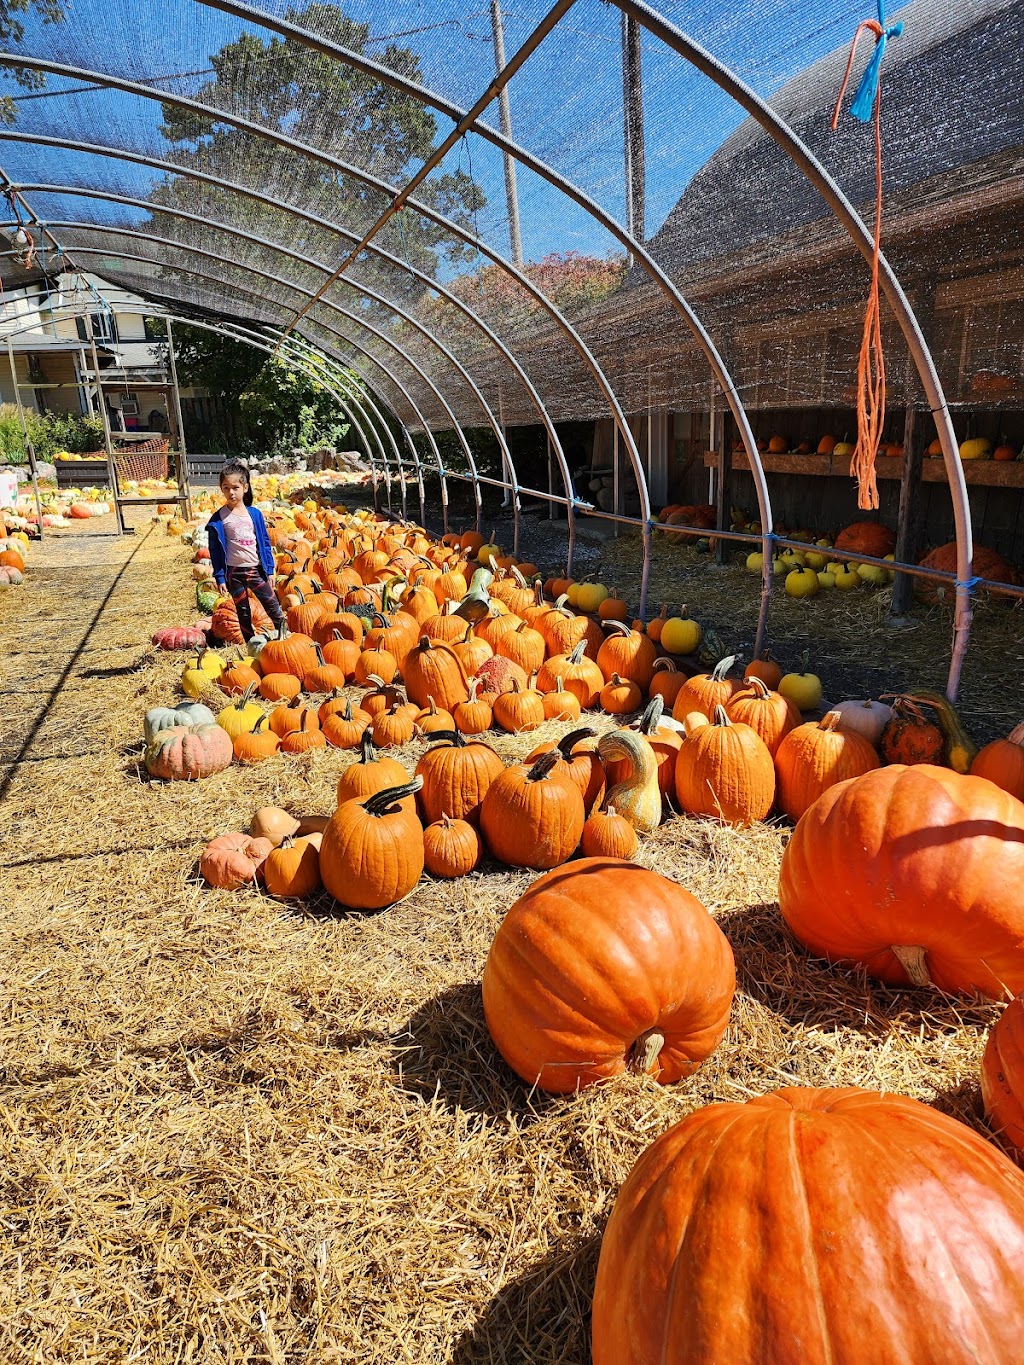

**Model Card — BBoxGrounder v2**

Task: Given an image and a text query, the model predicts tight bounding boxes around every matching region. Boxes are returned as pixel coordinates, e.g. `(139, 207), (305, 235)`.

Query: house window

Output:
(74, 312), (119, 345)
(143, 316), (167, 341)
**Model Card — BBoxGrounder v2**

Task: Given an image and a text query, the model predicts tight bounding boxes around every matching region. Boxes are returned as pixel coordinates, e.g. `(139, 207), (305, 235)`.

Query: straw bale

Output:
(0, 507), (1008, 1362)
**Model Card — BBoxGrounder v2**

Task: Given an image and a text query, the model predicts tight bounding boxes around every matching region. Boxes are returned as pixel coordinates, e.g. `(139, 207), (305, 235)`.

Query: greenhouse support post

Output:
(165, 320), (194, 520)
(89, 331), (125, 534)
(5, 336), (44, 537)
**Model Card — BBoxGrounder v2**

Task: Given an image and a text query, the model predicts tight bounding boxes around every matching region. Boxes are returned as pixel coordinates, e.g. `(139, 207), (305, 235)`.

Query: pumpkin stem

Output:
(710, 654), (738, 682)
(559, 726), (596, 757)
(526, 750), (561, 781)
(361, 776), (424, 816)
(651, 658), (677, 675)
(602, 619), (631, 637)
(637, 696), (665, 734)
(357, 730), (380, 764)
(627, 1028), (665, 1075)
(820, 711), (843, 732)
(235, 682), (259, 707)
(747, 676), (770, 700)
(713, 704), (732, 726)
(568, 640), (589, 664)
(424, 729), (466, 748)
(891, 944), (932, 988)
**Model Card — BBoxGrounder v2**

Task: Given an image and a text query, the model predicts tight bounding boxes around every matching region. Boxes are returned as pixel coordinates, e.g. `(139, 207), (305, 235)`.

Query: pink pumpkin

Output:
(144, 723), (233, 780)
(152, 624), (207, 650)
(200, 833), (273, 889)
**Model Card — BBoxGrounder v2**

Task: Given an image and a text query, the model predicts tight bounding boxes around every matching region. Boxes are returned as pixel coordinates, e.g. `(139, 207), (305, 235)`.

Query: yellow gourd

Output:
(596, 728), (662, 834)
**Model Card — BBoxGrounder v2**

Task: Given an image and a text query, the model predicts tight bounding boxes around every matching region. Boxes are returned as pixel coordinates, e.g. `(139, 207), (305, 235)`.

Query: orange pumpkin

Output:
(592, 1086), (1024, 1365)
(671, 655), (743, 722)
(775, 712), (880, 821)
(423, 814), (482, 878)
(725, 676), (801, 756)
(320, 779), (425, 909)
(482, 859), (735, 1092)
(674, 705), (776, 825)
(982, 994), (1024, 1158)
(480, 750), (585, 870)
(779, 764), (1024, 997)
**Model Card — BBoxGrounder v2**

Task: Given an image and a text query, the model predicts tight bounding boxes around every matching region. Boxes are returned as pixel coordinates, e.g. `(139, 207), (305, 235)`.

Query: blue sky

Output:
(0, 0), (875, 269)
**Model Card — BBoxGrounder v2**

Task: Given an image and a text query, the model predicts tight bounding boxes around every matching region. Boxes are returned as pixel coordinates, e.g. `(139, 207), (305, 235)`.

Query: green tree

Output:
(167, 324), (357, 457)
(149, 3), (485, 321)
(0, 0), (65, 124)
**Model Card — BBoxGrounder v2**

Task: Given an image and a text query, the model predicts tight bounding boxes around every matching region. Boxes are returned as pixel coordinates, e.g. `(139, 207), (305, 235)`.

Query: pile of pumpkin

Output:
(145, 502), (1024, 1357)
(0, 525), (29, 586)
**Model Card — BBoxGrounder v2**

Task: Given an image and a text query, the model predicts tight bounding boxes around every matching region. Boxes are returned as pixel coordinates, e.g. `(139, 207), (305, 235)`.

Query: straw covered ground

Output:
(0, 505), (1011, 1363)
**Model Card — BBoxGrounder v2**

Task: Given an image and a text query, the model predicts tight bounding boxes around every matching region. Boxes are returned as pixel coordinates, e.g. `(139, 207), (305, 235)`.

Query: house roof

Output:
(0, 328), (116, 355)
(647, 0), (1024, 280)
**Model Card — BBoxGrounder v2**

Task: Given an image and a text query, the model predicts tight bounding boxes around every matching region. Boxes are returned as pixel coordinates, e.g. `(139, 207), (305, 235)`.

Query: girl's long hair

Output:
(220, 458), (253, 506)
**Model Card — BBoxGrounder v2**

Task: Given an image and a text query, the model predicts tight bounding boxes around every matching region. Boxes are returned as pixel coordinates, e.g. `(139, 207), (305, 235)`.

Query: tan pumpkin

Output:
(597, 728), (663, 834)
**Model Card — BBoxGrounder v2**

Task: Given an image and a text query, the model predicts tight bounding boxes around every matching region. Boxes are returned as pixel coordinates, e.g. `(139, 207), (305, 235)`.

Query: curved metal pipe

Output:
(0, 129), (576, 543)
(14, 181), (528, 538)
(17, 197), (498, 529)
(613, 0), (970, 696)
(29, 226), (480, 529)
(0, 56), (627, 592)
(191, 0), (780, 620)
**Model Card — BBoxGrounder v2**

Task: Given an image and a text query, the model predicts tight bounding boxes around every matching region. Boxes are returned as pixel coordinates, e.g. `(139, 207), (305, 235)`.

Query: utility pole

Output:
(490, 0), (524, 266)
(621, 11), (646, 247)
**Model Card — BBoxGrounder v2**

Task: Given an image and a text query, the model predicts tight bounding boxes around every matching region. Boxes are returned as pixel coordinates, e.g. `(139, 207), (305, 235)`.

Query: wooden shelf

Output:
(703, 451), (1024, 487)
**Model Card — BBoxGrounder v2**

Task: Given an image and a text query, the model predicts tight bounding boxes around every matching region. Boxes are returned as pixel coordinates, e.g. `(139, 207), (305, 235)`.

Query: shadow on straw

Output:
(451, 1233), (601, 1365)
(391, 981), (550, 1122)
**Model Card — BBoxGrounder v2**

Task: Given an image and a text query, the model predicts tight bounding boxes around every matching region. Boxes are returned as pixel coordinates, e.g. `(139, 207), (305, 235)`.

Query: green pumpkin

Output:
(196, 581), (222, 614)
(144, 702), (217, 745)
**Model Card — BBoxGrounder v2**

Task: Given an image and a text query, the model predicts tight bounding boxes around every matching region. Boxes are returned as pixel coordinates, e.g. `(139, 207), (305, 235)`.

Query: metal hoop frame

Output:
(0, 2), (982, 686)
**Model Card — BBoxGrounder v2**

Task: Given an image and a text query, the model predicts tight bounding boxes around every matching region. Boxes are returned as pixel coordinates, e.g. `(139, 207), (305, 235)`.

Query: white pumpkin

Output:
(831, 699), (893, 745)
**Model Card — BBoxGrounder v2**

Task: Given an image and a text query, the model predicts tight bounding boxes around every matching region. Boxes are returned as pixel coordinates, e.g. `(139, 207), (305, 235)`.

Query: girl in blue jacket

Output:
(206, 460), (285, 643)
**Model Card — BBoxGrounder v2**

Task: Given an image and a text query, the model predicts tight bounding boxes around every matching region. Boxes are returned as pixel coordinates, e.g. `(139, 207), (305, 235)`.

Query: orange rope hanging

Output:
(832, 11), (902, 511)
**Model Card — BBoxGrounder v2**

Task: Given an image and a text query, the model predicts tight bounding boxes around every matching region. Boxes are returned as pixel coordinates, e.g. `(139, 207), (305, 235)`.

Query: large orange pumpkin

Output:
(482, 859), (735, 1093)
(592, 1086), (1024, 1365)
(982, 994), (1024, 1159)
(779, 764), (1024, 997)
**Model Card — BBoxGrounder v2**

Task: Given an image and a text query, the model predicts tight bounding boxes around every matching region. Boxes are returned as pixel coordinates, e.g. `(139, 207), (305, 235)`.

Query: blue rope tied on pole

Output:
(847, 3), (903, 123)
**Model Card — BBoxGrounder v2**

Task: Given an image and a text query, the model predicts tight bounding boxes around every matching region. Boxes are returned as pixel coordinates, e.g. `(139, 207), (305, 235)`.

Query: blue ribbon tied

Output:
(850, 6), (903, 123)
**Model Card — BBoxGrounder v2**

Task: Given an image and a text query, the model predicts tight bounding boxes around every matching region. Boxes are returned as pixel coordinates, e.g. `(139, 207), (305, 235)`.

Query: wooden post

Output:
(89, 331), (125, 534)
(5, 337), (44, 538)
(713, 386), (731, 564)
(165, 320), (193, 519)
(620, 11), (646, 248)
(891, 404), (926, 614)
(612, 420), (620, 537)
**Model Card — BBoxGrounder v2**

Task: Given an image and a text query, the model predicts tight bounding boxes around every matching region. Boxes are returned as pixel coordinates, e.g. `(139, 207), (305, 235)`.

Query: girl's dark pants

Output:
(226, 566), (284, 639)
